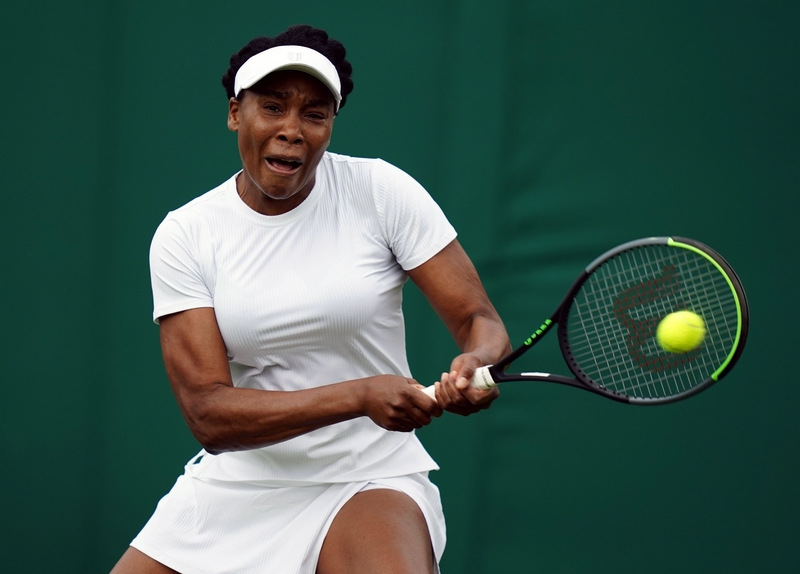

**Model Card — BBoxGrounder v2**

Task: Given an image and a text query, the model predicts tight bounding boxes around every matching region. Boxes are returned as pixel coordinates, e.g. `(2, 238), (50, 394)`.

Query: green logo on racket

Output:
(524, 319), (553, 346)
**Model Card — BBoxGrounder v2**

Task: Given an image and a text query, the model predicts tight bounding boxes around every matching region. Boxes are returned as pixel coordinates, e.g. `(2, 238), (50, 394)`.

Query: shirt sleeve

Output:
(372, 159), (457, 270)
(149, 213), (214, 323)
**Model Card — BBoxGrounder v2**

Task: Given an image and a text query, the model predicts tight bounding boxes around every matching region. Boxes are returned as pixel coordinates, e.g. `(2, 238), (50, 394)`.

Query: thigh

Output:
(110, 547), (179, 574)
(317, 488), (435, 574)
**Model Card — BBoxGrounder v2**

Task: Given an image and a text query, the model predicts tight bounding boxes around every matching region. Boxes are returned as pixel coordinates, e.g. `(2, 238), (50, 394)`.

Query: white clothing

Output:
(131, 454), (445, 574)
(148, 151), (456, 483)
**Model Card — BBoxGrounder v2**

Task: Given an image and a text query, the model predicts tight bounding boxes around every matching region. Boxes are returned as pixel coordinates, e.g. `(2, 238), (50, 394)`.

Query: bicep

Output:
(159, 307), (233, 414)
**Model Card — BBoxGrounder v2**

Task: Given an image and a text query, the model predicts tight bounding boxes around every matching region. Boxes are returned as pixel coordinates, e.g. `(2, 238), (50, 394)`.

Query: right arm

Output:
(159, 307), (442, 454)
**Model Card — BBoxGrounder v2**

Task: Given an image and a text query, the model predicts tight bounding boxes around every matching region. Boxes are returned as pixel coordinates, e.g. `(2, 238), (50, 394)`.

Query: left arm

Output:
(407, 239), (511, 414)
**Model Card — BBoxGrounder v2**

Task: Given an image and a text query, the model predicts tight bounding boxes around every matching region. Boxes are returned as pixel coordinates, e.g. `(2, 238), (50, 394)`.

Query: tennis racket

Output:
(423, 237), (749, 405)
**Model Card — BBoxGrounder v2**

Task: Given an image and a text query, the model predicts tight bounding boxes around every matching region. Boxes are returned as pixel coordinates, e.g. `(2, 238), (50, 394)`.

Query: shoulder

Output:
(321, 150), (379, 167)
(321, 151), (408, 177)
(151, 174), (237, 255)
(166, 174), (237, 223)
(319, 152), (423, 201)
(319, 151), (383, 182)
(155, 174), (236, 233)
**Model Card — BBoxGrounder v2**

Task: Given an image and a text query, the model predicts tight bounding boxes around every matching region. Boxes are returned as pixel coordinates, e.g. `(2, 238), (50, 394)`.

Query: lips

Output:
(266, 156), (303, 175)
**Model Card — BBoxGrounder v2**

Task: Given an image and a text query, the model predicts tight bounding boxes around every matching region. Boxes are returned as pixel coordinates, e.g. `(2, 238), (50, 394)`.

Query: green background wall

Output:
(1, 1), (797, 572)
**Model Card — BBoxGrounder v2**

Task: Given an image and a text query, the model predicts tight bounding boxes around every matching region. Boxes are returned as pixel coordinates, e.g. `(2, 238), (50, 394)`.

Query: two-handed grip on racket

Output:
(421, 365), (496, 400)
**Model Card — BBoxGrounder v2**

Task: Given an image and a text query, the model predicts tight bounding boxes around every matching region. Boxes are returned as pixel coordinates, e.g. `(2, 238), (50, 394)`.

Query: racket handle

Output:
(421, 366), (496, 400)
(422, 385), (437, 399)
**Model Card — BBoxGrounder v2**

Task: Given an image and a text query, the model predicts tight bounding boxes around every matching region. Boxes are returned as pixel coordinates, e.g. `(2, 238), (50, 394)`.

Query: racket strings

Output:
(566, 245), (740, 399)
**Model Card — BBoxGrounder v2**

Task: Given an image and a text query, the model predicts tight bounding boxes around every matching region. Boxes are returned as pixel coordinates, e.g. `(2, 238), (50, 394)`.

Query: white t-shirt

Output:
(149, 152), (457, 483)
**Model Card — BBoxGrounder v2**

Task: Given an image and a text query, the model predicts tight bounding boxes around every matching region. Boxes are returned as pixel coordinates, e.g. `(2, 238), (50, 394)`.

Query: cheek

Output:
(238, 126), (264, 159)
(312, 130), (333, 155)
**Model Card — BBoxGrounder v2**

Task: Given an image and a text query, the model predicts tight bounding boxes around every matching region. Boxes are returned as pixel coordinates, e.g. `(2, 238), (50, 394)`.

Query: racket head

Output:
(557, 237), (749, 404)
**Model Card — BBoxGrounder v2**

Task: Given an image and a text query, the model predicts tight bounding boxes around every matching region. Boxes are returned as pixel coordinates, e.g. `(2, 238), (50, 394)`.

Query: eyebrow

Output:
(256, 90), (332, 109)
(306, 98), (333, 108)
(259, 89), (292, 100)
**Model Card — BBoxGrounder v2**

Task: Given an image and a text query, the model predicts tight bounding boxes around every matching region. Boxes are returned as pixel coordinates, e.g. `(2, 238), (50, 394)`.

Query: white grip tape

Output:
(472, 365), (496, 390)
(421, 365), (495, 400)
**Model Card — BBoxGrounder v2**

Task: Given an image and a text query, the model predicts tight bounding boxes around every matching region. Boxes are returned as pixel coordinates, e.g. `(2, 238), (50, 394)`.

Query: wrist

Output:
(348, 377), (372, 418)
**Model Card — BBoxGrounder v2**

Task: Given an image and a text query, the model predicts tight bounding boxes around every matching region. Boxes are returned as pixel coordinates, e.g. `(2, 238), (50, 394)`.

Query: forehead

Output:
(247, 70), (334, 105)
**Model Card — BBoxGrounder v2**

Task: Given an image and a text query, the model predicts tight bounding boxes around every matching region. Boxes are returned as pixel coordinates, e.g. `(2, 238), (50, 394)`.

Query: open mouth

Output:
(266, 157), (303, 174)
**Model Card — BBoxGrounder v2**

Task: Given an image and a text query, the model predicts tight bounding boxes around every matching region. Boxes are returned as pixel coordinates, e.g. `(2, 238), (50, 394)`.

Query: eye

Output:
(263, 103), (281, 113)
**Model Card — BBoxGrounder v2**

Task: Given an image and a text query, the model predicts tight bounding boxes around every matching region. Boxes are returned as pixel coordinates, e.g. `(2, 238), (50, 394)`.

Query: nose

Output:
(276, 111), (303, 145)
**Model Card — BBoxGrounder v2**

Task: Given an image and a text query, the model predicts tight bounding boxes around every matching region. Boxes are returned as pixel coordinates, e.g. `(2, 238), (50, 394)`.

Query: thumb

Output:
(455, 367), (474, 389)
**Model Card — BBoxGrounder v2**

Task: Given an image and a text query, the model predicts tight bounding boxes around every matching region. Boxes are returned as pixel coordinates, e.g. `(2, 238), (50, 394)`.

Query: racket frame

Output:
(477, 237), (749, 405)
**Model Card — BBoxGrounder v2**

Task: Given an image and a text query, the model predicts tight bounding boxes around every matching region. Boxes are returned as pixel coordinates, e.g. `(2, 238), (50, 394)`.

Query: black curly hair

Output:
(221, 24), (354, 113)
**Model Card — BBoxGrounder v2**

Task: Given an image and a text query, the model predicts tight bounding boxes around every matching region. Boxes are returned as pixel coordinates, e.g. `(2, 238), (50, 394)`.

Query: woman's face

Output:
(228, 70), (335, 215)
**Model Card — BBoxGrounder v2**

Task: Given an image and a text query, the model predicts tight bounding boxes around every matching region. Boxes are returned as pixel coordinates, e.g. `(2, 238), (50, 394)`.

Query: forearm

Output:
(455, 312), (512, 366)
(179, 379), (366, 454)
(407, 240), (511, 368)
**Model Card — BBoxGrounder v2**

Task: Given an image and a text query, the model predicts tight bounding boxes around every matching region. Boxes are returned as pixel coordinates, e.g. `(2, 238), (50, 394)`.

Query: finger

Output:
(455, 375), (471, 390)
(390, 421), (419, 432)
(443, 377), (472, 405)
(387, 404), (428, 430)
(438, 378), (481, 415)
(454, 363), (478, 390)
(410, 384), (443, 418)
(436, 374), (455, 402)
(401, 402), (436, 427)
(460, 384), (500, 407)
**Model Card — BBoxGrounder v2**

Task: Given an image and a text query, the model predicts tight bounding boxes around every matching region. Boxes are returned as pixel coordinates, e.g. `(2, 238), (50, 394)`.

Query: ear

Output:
(227, 97), (240, 132)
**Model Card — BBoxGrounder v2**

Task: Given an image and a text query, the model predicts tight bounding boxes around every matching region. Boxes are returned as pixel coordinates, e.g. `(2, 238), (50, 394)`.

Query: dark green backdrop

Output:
(1, 1), (797, 572)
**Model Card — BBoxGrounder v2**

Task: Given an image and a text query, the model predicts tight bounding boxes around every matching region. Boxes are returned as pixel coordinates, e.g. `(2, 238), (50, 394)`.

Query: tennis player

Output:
(110, 24), (510, 574)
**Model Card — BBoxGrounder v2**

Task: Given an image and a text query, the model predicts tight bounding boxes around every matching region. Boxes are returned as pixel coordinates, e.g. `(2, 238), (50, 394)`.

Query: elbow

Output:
(192, 428), (227, 455)
(187, 416), (227, 455)
(190, 425), (244, 455)
(181, 394), (232, 455)
(200, 443), (226, 456)
(189, 422), (270, 455)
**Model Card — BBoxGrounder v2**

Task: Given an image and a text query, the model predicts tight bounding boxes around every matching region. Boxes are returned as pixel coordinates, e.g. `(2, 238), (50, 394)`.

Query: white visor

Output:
(233, 45), (342, 112)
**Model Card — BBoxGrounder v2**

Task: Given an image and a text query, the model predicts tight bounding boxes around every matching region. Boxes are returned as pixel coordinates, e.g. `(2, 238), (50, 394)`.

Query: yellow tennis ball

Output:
(656, 311), (706, 353)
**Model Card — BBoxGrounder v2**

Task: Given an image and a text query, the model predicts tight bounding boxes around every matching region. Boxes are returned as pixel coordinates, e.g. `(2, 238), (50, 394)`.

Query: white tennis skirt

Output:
(131, 455), (446, 573)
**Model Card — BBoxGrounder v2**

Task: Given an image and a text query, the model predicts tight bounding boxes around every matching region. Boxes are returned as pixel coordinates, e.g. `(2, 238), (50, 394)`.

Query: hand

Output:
(432, 353), (500, 415)
(360, 375), (443, 432)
